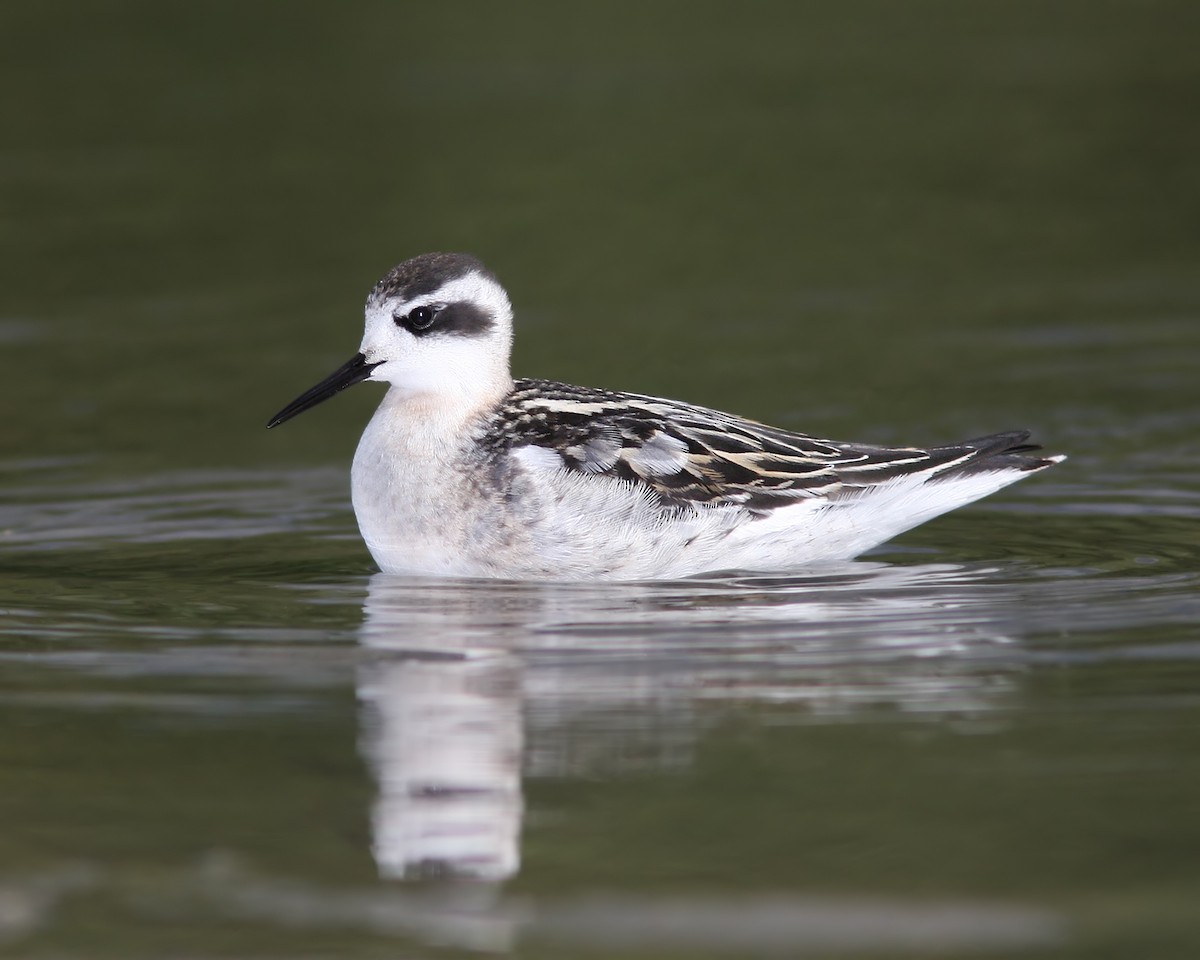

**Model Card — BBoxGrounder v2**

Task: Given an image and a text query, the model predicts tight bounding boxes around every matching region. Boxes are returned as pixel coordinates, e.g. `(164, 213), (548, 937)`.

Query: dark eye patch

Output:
(392, 300), (494, 338)
(435, 301), (493, 336)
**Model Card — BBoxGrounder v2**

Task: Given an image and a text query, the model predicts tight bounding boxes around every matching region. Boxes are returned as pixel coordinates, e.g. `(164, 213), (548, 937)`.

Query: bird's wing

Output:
(492, 380), (1041, 513)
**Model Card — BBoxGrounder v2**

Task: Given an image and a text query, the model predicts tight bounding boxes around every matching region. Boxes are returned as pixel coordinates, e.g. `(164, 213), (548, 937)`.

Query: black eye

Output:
(408, 306), (435, 329)
(393, 305), (438, 331)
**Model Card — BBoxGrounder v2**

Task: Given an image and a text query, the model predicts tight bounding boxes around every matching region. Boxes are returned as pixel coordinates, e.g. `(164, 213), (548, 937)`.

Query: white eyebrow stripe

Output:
(401, 270), (512, 323)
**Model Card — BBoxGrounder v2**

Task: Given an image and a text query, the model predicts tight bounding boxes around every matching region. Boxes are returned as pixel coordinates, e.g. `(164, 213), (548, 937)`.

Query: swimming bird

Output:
(267, 252), (1062, 579)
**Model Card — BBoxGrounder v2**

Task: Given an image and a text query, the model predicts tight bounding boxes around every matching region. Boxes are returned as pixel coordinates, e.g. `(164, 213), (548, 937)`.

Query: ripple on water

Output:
(0, 465), (350, 551)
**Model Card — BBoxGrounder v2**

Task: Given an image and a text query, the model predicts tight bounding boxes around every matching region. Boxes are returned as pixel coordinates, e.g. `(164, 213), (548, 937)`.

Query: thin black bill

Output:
(266, 353), (382, 428)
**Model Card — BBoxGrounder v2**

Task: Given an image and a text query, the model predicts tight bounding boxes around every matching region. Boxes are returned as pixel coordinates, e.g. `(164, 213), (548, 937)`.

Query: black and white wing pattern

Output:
(486, 379), (1054, 514)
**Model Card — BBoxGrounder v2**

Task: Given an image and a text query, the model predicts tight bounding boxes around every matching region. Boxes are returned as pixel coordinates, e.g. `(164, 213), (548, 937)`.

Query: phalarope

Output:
(267, 252), (1063, 580)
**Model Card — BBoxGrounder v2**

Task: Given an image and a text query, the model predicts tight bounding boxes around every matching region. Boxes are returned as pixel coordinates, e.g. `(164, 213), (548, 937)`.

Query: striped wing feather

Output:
(491, 379), (1044, 513)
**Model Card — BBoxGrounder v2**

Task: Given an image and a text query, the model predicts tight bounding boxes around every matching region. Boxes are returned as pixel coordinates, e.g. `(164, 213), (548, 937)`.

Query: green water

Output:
(2, 2), (1199, 956)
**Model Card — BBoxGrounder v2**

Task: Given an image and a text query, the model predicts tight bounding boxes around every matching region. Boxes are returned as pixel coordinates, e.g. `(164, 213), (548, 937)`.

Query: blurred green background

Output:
(4, 1), (1197, 473)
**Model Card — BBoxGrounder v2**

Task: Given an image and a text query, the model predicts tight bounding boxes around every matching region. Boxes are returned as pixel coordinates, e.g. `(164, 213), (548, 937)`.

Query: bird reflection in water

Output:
(354, 561), (1030, 885)
(358, 637), (522, 881)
